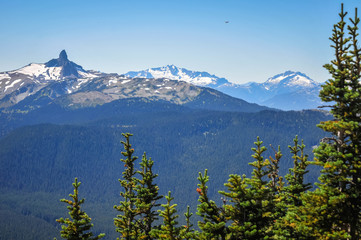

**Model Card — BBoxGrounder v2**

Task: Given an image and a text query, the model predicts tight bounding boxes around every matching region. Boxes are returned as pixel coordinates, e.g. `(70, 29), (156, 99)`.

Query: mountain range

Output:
(125, 66), (324, 110)
(1, 50), (324, 113)
(0, 51), (268, 115)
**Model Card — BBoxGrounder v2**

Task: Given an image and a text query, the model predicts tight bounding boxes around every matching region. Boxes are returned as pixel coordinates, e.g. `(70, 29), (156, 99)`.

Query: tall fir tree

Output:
(136, 153), (163, 240)
(310, 3), (361, 239)
(56, 178), (105, 240)
(150, 191), (181, 240)
(273, 136), (312, 239)
(196, 169), (228, 240)
(285, 137), (311, 207)
(219, 137), (276, 239)
(219, 173), (250, 239)
(266, 144), (285, 238)
(114, 133), (140, 240)
(242, 137), (274, 239)
(180, 206), (198, 240)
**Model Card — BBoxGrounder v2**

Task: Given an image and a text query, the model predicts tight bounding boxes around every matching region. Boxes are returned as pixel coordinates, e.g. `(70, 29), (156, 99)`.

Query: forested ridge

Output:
(0, 109), (329, 239)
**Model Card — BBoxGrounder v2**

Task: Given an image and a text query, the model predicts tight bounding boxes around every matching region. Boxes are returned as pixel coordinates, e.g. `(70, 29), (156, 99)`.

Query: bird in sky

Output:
(225, 21), (229, 23)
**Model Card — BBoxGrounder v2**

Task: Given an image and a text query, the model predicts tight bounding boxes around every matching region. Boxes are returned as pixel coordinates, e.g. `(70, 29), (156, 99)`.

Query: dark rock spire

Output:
(45, 50), (86, 78)
(59, 50), (68, 61)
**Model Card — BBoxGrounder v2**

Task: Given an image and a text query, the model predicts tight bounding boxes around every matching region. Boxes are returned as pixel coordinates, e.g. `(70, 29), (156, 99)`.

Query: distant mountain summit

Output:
(125, 66), (323, 110)
(44, 50), (86, 78)
(0, 50), (98, 108)
(263, 71), (318, 89)
(217, 71), (322, 110)
(125, 65), (229, 87)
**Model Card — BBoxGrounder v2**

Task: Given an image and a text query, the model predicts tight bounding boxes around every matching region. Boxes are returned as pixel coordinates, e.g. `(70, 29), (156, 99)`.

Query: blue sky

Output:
(0, 0), (360, 83)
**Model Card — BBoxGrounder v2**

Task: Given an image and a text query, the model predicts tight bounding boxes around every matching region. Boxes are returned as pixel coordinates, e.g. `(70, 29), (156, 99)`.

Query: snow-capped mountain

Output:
(217, 71), (322, 110)
(125, 65), (229, 87)
(0, 51), (268, 113)
(0, 50), (323, 112)
(126, 66), (323, 110)
(7, 50), (96, 81)
(263, 71), (318, 90)
(0, 50), (101, 108)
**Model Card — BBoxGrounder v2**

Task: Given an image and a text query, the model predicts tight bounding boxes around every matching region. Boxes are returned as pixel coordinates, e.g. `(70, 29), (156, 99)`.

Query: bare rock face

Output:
(45, 50), (84, 78)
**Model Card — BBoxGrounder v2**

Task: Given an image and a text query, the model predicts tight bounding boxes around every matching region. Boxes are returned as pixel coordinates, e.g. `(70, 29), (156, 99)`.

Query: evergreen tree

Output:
(243, 137), (274, 239)
(196, 169), (228, 240)
(114, 133), (140, 240)
(273, 136), (312, 239)
(136, 153), (163, 239)
(150, 191), (181, 240)
(219, 137), (275, 239)
(266, 144), (285, 238)
(56, 178), (105, 240)
(219, 173), (249, 239)
(267, 144), (283, 197)
(180, 206), (198, 240)
(309, 4), (361, 239)
(285, 137), (311, 207)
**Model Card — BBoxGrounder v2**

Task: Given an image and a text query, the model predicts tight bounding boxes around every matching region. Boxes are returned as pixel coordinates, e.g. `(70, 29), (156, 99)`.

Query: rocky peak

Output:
(59, 50), (68, 63)
(45, 50), (85, 78)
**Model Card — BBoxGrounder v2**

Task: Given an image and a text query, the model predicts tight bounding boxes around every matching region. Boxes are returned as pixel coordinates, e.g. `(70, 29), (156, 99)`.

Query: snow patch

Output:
(4, 79), (22, 92)
(75, 78), (91, 89)
(78, 71), (98, 78)
(287, 76), (314, 87)
(0, 73), (11, 80)
(108, 78), (118, 86)
(266, 75), (287, 84)
(121, 80), (131, 84)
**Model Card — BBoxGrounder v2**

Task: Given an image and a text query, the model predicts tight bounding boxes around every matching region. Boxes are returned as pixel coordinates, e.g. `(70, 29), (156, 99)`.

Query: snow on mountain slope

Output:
(217, 71), (322, 110)
(0, 50), (99, 108)
(1, 51), (269, 114)
(125, 65), (229, 87)
(0, 50), (323, 111)
(10, 63), (63, 80)
(263, 71), (318, 89)
(125, 66), (323, 110)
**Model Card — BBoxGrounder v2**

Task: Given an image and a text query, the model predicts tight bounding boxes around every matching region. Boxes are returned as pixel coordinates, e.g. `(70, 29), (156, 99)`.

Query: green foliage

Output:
(180, 206), (198, 240)
(114, 133), (163, 240)
(243, 137), (274, 239)
(272, 136), (312, 239)
(311, 4), (361, 239)
(114, 133), (141, 239)
(220, 138), (275, 239)
(56, 178), (105, 240)
(136, 153), (163, 239)
(150, 191), (181, 240)
(196, 169), (227, 240)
